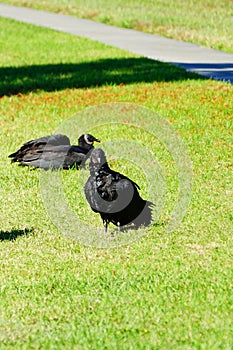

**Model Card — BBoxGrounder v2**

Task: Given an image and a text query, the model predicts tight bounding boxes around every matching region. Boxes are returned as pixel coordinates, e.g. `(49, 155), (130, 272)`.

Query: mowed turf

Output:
(0, 17), (233, 349)
(1, 0), (233, 53)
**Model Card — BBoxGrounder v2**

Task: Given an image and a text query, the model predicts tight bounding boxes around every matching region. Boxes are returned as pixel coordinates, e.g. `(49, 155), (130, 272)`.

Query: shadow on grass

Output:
(108, 220), (167, 235)
(0, 228), (34, 241)
(0, 57), (203, 96)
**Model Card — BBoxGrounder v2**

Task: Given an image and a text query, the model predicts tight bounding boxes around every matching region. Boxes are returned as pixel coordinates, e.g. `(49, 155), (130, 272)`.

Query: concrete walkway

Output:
(1, 3), (233, 83)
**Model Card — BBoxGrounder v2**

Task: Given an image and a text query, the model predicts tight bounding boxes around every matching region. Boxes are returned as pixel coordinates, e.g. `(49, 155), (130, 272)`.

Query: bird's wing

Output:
(20, 145), (70, 169)
(8, 134), (70, 161)
(45, 134), (71, 146)
(21, 151), (65, 169)
(109, 170), (141, 191)
(23, 145), (87, 170)
(29, 134), (70, 149)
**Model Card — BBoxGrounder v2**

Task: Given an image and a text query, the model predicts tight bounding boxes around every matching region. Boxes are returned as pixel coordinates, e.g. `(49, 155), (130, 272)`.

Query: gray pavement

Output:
(0, 3), (233, 83)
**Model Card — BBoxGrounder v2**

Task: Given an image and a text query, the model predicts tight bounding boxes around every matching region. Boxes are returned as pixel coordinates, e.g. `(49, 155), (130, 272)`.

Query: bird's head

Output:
(78, 134), (100, 148)
(89, 148), (108, 174)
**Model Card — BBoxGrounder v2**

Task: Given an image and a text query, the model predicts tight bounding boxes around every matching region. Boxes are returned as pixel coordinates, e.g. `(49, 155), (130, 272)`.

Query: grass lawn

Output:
(1, 0), (233, 53)
(0, 14), (233, 350)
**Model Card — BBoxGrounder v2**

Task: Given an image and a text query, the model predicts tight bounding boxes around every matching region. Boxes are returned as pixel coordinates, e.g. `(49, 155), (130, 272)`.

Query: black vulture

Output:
(85, 148), (153, 232)
(8, 133), (100, 170)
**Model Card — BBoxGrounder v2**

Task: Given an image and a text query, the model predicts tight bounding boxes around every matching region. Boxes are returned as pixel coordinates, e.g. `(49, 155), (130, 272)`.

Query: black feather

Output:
(9, 133), (100, 170)
(85, 148), (153, 232)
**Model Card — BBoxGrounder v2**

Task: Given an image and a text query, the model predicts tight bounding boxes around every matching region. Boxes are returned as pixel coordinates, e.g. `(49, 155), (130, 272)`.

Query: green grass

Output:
(0, 16), (233, 349)
(1, 0), (233, 53)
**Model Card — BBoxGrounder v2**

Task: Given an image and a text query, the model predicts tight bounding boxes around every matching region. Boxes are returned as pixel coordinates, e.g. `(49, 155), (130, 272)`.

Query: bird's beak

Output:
(94, 138), (100, 143)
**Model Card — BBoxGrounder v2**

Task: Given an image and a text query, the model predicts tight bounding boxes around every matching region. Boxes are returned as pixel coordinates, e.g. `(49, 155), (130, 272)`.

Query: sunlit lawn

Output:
(1, 0), (233, 53)
(0, 16), (232, 349)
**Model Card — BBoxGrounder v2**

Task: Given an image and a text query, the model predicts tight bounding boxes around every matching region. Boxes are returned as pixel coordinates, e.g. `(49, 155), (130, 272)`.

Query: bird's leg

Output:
(117, 222), (121, 233)
(103, 219), (108, 233)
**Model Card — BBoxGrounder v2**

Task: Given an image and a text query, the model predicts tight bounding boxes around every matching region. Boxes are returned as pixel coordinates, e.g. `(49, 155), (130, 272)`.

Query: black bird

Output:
(9, 133), (100, 170)
(85, 148), (153, 232)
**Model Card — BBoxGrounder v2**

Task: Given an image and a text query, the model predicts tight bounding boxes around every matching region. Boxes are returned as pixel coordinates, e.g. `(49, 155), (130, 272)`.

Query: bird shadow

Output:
(0, 57), (204, 97)
(0, 228), (34, 241)
(109, 220), (167, 236)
